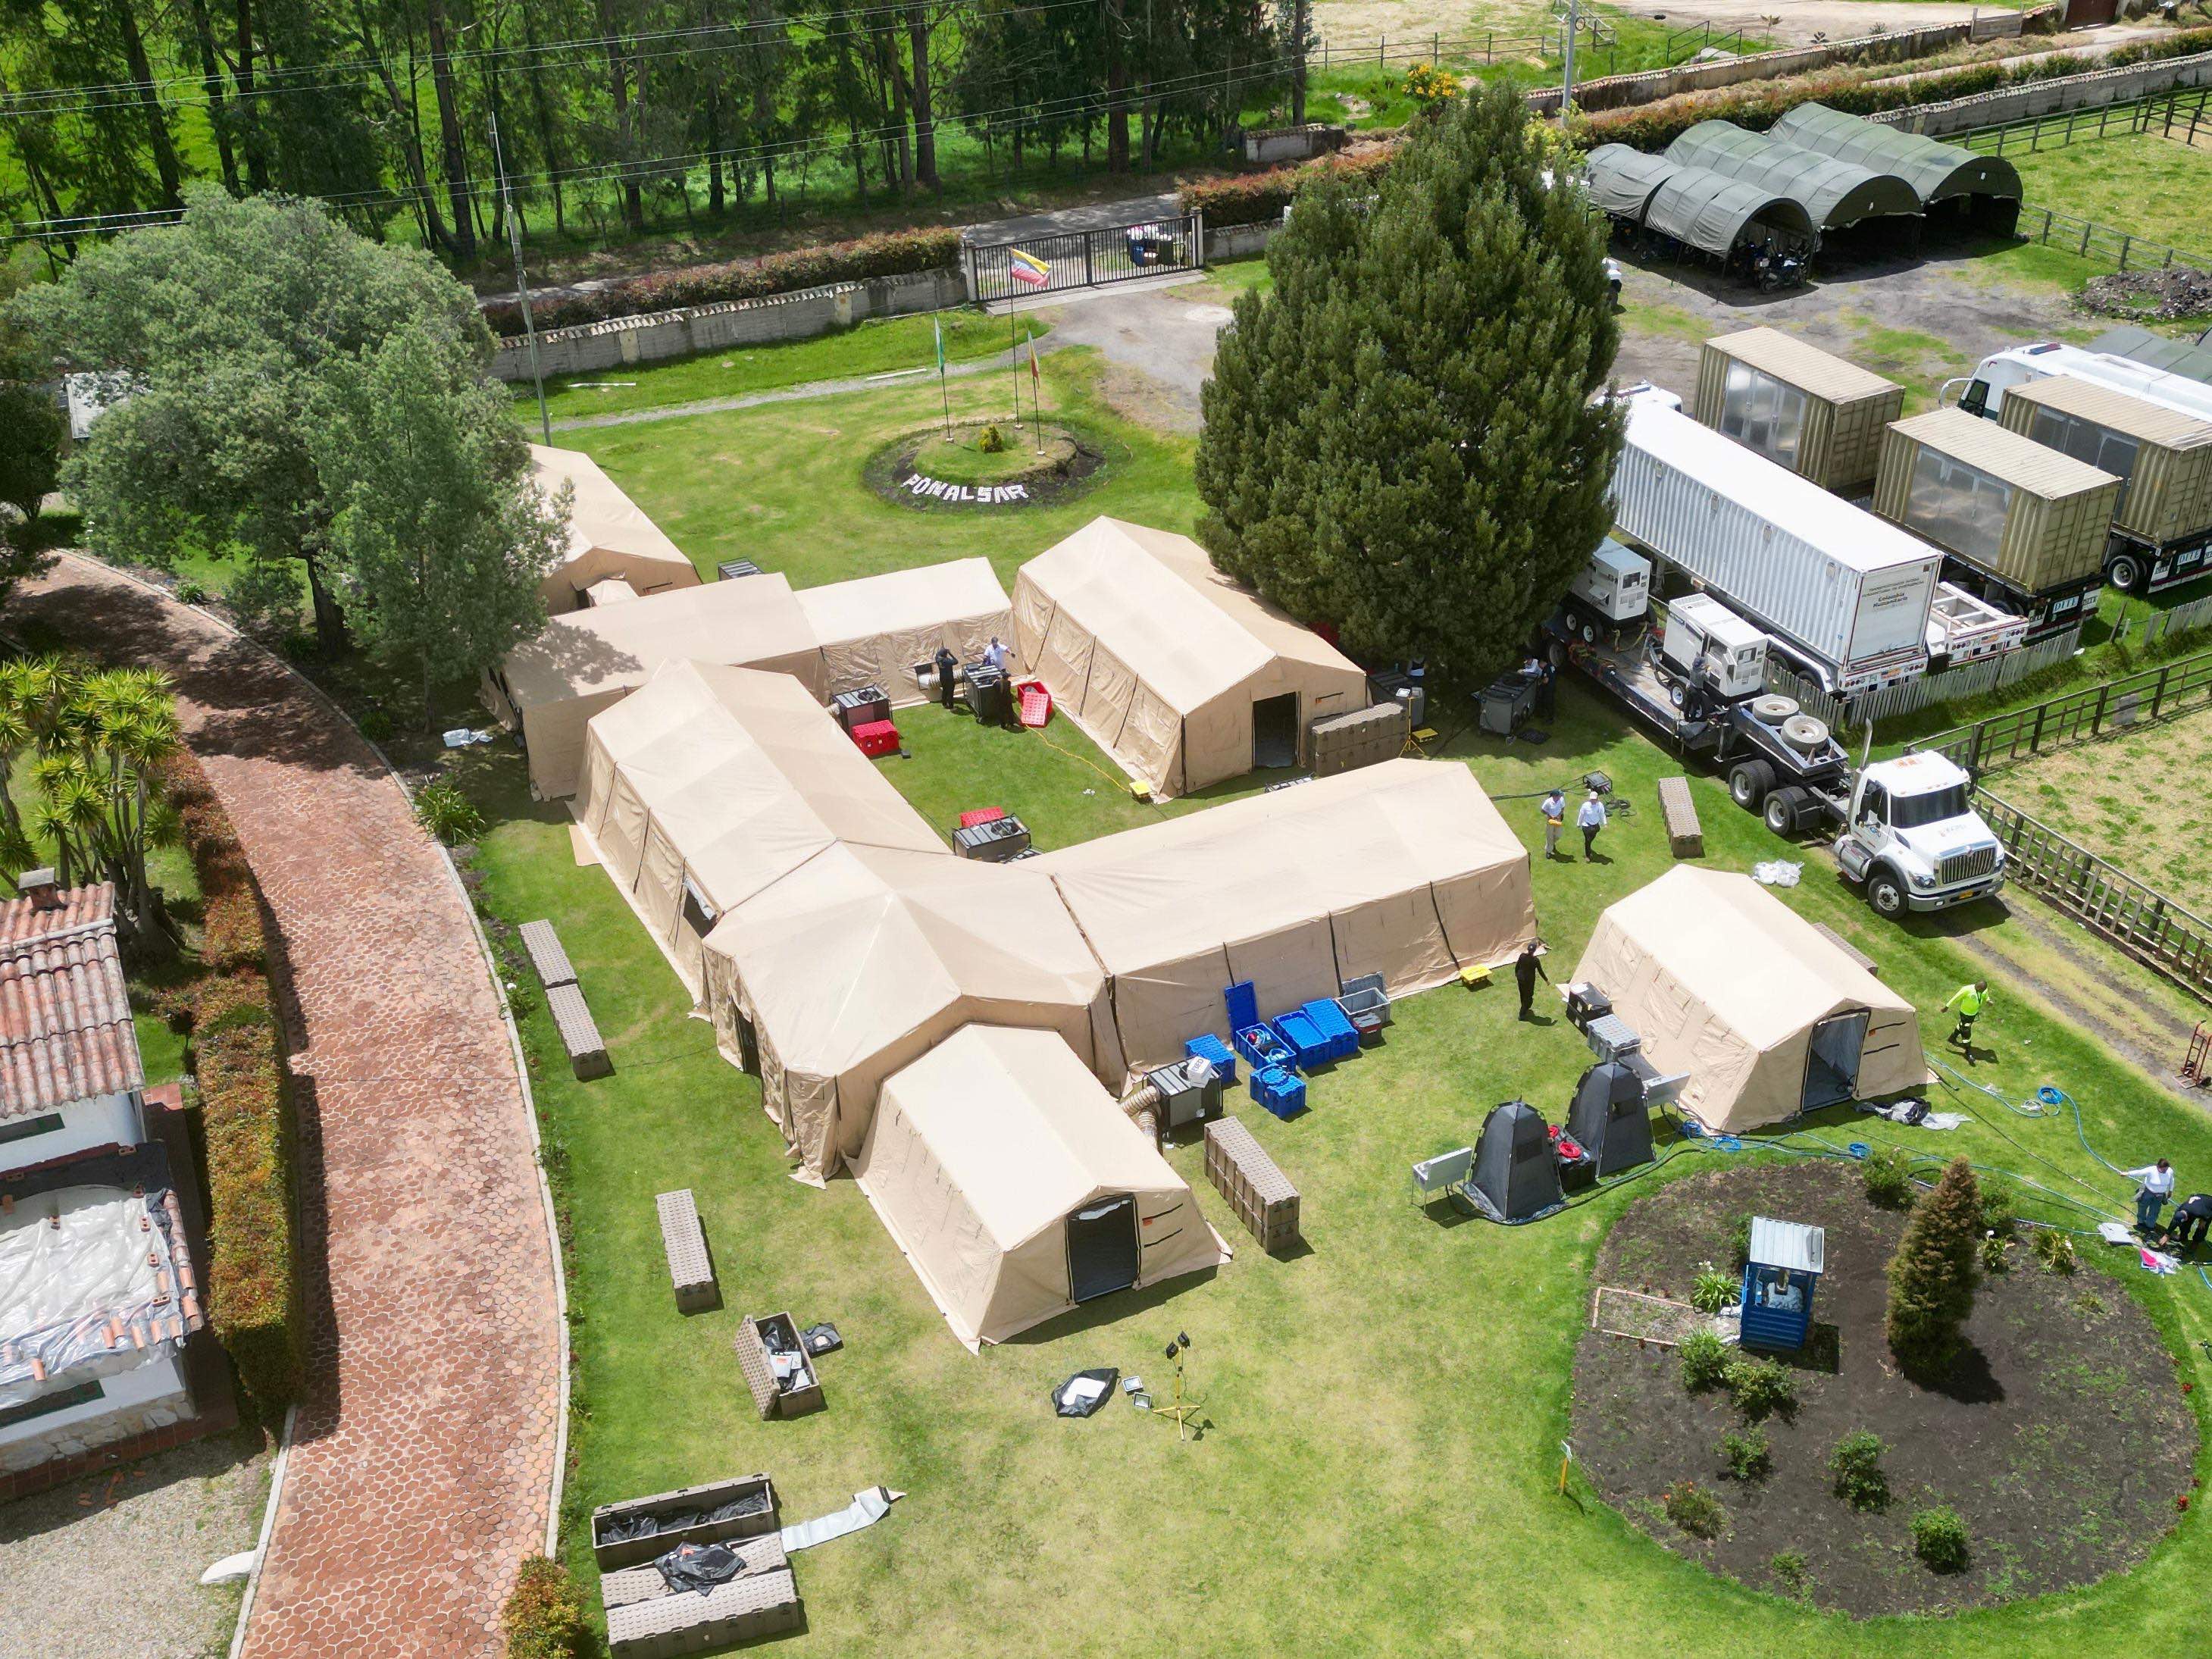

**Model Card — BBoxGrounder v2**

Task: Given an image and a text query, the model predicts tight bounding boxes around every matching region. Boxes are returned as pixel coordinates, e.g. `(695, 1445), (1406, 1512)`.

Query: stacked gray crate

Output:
(603, 1532), (803, 1658)
(655, 1189), (718, 1312)
(1307, 702), (1409, 778)
(520, 919), (579, 989)
(522, 917), (610, 1080)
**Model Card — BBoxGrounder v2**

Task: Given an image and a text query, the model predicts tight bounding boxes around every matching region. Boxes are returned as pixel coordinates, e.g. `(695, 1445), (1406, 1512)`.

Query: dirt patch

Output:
(1572, 1161), (2196, 1616)
(863, 422), (1107, 510)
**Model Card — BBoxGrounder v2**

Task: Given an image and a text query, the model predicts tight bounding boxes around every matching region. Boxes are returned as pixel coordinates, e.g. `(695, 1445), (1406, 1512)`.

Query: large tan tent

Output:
(1572, 868), (1926, 1133)
(1012, 518), (1369, 798)
(530, 443), (702, 612)
(702, 847), (1112, 1181)
(1036, 759), (1536, 1075)
(491, 575), (826, 798)
(574, 661), (946, 987)
(855, 1025), (1228, 1347)
(794, 559), (1013, 704)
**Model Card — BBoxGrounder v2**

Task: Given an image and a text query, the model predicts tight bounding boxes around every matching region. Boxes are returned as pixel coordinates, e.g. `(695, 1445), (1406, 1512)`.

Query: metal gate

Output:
(967, 212), (1203, 303)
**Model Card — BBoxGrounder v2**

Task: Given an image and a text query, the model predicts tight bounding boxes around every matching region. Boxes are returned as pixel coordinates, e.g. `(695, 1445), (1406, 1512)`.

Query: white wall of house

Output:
(0, 1092), (145, 1179)
(0, 1349), (194, 1475)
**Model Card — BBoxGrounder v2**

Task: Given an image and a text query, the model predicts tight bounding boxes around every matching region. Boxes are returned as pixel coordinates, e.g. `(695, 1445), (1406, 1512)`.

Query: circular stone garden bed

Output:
(1570, 1160), (2196, 1616)
(865, 420), (1105, 511)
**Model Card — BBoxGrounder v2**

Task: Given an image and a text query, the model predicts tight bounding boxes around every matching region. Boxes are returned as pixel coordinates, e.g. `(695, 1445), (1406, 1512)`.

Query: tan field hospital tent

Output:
(795, 558), (1013, 704)
(1572, 867), (1926, 1132)
(491, 575), (826, 798)
(574, 660), (946, 988)
(1012, 518), (1369, 798)
(856, 1025), (1228, 1347)
(702, 847), (1112, 1181)
(1036, 759), (1536, 1075)
(530, 443), (702, 612)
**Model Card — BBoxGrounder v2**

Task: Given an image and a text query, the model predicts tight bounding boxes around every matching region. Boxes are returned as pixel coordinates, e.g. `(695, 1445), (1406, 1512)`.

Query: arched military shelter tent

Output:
(1646, 169), (1819, 262)
(1771, 103), (2021, 230)
(2092, 326), (2212, 387)
(854, 1025), (1228, 1348)
(1584, 144), (1679, 223)
(1666, 121), (1921, 233)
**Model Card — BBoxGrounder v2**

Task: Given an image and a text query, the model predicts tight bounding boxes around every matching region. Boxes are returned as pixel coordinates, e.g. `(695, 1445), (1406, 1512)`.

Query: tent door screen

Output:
(1803, 1009), (1869, 1110)
(1252, 693), (1298, 769)
(1066, 1195), (1140, 1304)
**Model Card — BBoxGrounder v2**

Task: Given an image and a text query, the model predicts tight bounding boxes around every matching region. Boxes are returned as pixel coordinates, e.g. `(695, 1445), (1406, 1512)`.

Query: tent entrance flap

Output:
(1067, 1194), (1140, 1303)
(1252, 693), (1298, 769)
(1804, 1009), (1869, 1110)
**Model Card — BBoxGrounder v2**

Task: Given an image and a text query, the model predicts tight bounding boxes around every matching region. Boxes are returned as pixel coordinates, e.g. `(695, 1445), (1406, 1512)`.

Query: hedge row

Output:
(1582, 26), (2212, 152)
(483, 225), (962, 337)
(1176, 150), (1394, 227)
(164, 750), (301, 1424)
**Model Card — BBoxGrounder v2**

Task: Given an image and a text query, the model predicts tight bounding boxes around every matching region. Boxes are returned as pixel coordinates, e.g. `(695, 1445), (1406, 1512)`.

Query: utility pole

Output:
(490, 111), (552, 446)
(1560, 0), (1578, 116)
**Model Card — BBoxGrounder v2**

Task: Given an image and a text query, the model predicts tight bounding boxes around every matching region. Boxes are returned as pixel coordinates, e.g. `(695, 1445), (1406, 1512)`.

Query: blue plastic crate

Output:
(1224, 978), (1260, 1031)
(1182, 1032), (1238, 1087)
(1270, 1007), (1331, 1069)
(1300, 998), (1360, 1063)
(1251, 1066), (1308, 1120)
(1234, 1022), (1296, 1073)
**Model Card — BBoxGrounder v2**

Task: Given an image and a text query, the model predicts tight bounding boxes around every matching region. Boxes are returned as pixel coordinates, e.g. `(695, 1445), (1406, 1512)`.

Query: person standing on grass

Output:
(932, 644), (959, 712)
(1944, 980), (1991, 1048)
(1515, 940), (1550, 1021)
(984, 635), (1012, 678)
(1540, 789), (1566, 862)
(2124, 1157), (2176, 1236)
(1577, 790), (1607, 860)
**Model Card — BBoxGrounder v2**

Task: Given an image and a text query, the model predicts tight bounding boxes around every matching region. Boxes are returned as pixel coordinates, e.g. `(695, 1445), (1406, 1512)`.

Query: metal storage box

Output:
(1874, 407), (2120, 596)
(831, 685), (891, 731)
(591, 1473), (780, 1570)
(1995, 374), (2212, 547)
(1205, 1117), (1303, 1252)
(1478, 671), (1538, 735)
(1142, 1058), (1226, 1131)
(953, 815), (1031, 861)
(715, 559), (763, 581)
(1697, 327), (1905, 493)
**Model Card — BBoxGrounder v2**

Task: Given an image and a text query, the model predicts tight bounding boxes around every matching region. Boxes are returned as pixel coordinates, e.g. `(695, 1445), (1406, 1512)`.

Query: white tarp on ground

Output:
(702, 847), (1111, 1182)
(1034, 759), (1536, 1075)
(1012, 518), (1369, 799)
(530, 443), (702, 612)
(494, 575), (827, 799)
(1572, 867), (1926, 1133)
(575, 660), (945, 988)
(795, 559), (1013, 705)
(855, 1025), (1227, 1347)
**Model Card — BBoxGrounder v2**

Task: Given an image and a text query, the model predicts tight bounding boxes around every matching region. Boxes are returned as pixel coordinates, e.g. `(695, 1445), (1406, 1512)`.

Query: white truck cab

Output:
(1832, 749), (2005, 917)
(1655, 592), (1769, 706)
(1947, 341), (2212, 425)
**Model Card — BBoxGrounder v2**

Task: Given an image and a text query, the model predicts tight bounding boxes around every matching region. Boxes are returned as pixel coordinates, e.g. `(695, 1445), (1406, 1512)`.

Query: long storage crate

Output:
(1657, 776), (1704, 859)
(603, 1532), (803, 1658)
(1308, 701), (1409, 777)
(655, 1189), (718, 1313)
(735, 1312), (826, 1420)
(590, 1473), (780, 1571)
(1205, 1117), (1303, 1254)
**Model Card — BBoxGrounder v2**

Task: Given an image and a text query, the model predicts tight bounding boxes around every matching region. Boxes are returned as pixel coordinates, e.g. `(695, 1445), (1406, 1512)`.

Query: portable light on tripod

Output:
(1156, 1331), (1200, 1441)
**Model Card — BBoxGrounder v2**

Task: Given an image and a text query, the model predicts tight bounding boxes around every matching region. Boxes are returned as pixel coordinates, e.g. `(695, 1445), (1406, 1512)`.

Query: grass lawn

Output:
(526, 309), (1012, 427)
(2010, 133), (2212, 268)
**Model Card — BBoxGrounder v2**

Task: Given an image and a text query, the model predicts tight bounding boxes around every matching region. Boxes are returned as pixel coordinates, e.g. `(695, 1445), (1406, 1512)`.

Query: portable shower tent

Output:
(491, 574), (828, 798)
(701, 845), (1111, 1182)
(530, 443), (702, 613)
(855, 1025), (1228, 1348)
(1032, 759), (1536, 1077)
(1012, 518), (1369, 798)
(1665, 122), (1921, 233)
(794, 558), (1013, 705)
(1572, 867), (1925, 1133)
(1566, 1061), (1655, 1179)
(1467, 1100), (1563, 1223)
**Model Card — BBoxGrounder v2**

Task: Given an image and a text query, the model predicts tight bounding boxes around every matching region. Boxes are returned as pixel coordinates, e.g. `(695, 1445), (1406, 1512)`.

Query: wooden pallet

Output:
(1657, 775), (1704, 859)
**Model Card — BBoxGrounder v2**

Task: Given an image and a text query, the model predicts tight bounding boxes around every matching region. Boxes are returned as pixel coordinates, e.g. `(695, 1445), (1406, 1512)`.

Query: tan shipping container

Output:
(1695, 327), (1905, 494)
(1873, 407), (2120, 596)
(1995, 374), (2212, 548)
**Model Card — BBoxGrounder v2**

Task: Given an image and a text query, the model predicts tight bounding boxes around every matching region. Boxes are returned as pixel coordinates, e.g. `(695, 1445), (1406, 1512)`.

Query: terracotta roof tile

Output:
(0, 883), (144, 1119)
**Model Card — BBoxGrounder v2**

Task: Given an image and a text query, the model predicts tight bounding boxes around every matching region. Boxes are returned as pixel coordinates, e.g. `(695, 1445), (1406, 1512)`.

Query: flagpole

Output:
(1030, 330), (1043, 454)
(1008, 291), (1021, 426)
(937, 315), (952, 439)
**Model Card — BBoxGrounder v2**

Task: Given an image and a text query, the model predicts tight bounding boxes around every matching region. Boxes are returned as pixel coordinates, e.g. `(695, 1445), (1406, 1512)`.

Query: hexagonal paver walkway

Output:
(11, 556), (563, 1659)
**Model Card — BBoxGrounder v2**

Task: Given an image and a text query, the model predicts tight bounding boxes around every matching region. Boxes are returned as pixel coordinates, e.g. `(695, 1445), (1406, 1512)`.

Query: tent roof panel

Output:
(1666, 122), (1921, 227)
(1584, 144), (1682, 220)
(1644, 168), (1816, 255)
(1888, 406), (2123, 499)
(1771, 103), (2022, 203)
(794, 558), (1012, 647)
(502, 573), (819, 709)
(2091, 326), (2212, 386)
(530, 443), (696, 582)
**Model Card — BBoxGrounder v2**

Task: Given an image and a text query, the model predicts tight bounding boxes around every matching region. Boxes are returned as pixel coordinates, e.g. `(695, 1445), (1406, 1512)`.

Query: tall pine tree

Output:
(1885, 1156), (1983, 1376)
(1195, 83), (1622, 677)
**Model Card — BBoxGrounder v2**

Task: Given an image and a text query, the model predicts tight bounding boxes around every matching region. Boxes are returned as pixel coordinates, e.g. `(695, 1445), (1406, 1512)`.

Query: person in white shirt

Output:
(2124, 1158), (2176, 1235)
(1540, 790), (1566, 861)
(1577, 790), (1608, 861)
(984, 635), (1012, 677)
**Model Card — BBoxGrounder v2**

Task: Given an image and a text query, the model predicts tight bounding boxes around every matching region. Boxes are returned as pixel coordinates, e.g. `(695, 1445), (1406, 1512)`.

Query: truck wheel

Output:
(1668, 681), (1688, 711)
(1729, 759), (1775, 811)
(2107, 551), (2146, 594)
(1764, 786), (1808, 836)
(1866, 869), (1907, 919)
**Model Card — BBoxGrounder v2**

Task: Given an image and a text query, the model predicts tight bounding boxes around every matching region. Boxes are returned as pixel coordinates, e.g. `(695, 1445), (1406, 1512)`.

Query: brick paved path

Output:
(13, 557), (563, 1659)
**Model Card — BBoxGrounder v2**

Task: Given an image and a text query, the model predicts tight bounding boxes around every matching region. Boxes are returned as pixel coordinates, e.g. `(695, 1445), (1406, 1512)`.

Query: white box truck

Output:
(1611, 393), (1940, 696)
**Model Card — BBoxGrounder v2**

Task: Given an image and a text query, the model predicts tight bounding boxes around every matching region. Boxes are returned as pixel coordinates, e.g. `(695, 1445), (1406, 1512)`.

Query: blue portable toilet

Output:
(1738, 1216), (1824, 1352)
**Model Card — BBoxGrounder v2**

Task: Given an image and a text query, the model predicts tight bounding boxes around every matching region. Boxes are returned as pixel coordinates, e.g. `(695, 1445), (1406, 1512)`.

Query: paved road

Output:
(10, 557), (565, 1659)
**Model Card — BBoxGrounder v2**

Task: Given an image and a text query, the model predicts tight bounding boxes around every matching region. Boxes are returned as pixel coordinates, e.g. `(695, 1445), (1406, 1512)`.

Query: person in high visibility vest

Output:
(1944, 981), (1991, 1050)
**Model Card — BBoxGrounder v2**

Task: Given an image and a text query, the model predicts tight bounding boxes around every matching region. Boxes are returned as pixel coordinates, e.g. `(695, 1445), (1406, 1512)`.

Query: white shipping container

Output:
(1613, 398), (1939, 693)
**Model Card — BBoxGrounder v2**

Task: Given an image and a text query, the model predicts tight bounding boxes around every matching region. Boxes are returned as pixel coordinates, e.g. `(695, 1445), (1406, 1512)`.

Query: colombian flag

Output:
(1007, 248), (1051, 289)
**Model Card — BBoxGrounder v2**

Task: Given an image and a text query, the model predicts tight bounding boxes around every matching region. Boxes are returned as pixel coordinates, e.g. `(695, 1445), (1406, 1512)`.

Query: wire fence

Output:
(2009, 202), (2212, 277)
(1973, 789), (2212, 1003)
(1957, 85), (2212, 157)
(1763, 629), (2082, 730)
(1307, 17), (1738, 77)
(1913, 643), (2212, 772)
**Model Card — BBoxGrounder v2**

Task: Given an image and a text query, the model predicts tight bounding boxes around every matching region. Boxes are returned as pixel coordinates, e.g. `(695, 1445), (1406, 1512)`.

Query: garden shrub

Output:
(176, 581), (210, 605)
(1828, 1431), (1890, 1510)
(1175, 149), (1394, 227)
(164, 751), (266, 972)
(502, 1556), (587, 1659)
(1979, 1183), (2019, 1238)
(1718, 1427), (1770, 1482)
(1979, 1229), (2012, 1274)
(1911, 1504), (1971, 1572)
(357, 708), (395, 743)
(1723, 1355), (1797, 1421)
(1679, 1330), (1731, 1391)
(1887, 1158), (1984, 1375)
(1727, 1211), (1753, 1268)
(1662, 1479), (1726, 1539)
(1769, 1550), (1810, 1595)
(1689, 1261), (1738, 1314)
(1863, 1144), (1914, 1210)
(2032, 1229), (2078, 1274)
(415, 781), (487, 845)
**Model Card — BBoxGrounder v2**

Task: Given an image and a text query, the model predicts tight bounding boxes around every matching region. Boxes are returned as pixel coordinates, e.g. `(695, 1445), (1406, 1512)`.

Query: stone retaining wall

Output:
(1878, 43), (2212, 133)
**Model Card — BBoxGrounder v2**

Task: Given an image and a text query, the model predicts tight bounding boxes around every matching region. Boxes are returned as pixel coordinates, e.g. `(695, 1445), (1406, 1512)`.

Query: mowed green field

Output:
(464, 352), (2212, 1657)
(2009, 131), (2212, 267)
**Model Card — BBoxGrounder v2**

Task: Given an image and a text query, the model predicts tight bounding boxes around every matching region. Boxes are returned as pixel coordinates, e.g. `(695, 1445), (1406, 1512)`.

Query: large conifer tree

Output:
(1195, 84), (1623, 675)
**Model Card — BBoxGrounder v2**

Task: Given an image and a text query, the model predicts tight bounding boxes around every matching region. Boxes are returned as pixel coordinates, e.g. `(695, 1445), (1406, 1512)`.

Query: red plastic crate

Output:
(957, 807), (1007, 829)
(849, 718), (900, 758)
(1016, 680), (1053, 728)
